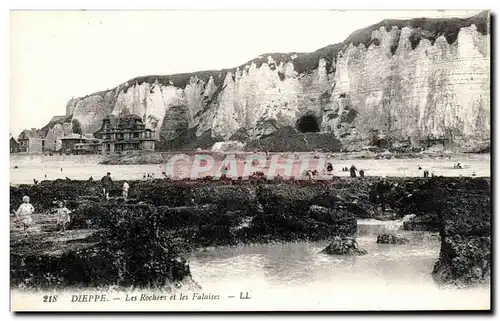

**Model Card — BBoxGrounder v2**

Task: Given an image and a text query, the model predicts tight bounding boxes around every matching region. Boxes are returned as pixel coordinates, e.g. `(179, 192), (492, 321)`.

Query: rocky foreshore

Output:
(10, 176), (490, 289)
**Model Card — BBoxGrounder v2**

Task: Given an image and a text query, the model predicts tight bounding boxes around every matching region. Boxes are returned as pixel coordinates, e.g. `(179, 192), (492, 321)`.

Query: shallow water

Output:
(9, 153), (490, 185)
(187, 220), (490, 311)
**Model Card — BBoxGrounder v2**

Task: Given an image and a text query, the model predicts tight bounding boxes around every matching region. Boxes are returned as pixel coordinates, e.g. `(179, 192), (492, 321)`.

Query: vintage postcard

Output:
(9, 9), (491, 312)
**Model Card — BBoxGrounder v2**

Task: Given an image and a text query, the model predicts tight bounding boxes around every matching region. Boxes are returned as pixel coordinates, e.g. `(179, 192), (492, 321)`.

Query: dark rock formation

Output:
(10, 204), (192, 290)
(376, 234), (409, 244)
(244, 126), (342, 152)
(321, 236), (367, 256)
(431, 178), (491, 285)
(10, 176), (491, 286)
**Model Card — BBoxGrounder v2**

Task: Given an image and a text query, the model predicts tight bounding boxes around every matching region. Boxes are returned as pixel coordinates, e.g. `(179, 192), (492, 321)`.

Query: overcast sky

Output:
(9, 10), (481, 137)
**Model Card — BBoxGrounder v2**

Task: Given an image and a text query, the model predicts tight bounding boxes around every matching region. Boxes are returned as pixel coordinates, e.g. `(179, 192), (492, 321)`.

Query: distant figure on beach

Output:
(454, 163), (462, 169)
(88, 176), (94, 182)
(349, 165), (357, 178)
(326, 162), (333, 173)
(101, 172), (112, 200)
(54, 201), (71, 234)
(122, 181), (130, 200)
(44, 174), (47, 179)
(60, 168), (63, 172)
(418, 165), (422, 170)
(13, 196), (34, 236)
(359, 170), (365, 178)
(431, 172), (435, 177)
(423, 170), (429, 178)
(143, 174), (146, 179)
(14, 165), (18, 169)
(472, 172), (477, 177)
(33, 178), (38, 185)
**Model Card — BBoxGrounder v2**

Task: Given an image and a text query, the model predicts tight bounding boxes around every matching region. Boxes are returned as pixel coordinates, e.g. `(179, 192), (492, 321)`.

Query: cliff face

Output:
(66, 11), (490, 150)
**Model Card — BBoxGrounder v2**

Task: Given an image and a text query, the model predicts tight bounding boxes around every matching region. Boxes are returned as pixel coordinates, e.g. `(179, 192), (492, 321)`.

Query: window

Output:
(133, 132), (139, 138)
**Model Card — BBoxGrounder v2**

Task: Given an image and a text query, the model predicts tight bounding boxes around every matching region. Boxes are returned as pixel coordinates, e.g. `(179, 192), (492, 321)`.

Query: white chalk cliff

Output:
(64, 11), (490, 150)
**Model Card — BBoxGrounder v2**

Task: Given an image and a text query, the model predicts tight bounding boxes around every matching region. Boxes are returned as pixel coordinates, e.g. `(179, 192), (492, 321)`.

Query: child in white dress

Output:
(55, 201), (71, 234)
(13, 196), (34, 235)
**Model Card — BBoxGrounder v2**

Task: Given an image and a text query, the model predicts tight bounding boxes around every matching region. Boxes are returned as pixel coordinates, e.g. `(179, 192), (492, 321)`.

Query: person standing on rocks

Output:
(54, 201), (71, 235)
(13, 195), (34, 236)
(349, 165), (358, 178)
(122, 181), (130, 200)
(101, 172), (113, 200)
(376, 178), (391, 213)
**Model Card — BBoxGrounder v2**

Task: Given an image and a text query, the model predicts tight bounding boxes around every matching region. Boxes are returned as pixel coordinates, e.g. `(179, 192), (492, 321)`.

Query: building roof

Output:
(18, 129), (43, 140)
(117, 114), (144, 130)
(61, 133), (88, 140)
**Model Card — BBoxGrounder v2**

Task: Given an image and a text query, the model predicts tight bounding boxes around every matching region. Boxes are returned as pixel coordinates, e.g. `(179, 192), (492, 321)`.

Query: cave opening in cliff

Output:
(296, 115), (320, 133)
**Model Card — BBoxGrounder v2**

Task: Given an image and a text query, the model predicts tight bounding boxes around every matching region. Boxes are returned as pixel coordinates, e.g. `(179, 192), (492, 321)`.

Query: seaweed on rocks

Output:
(10, 180), (102, 213)
(307, 205), (357, 235)
(434, 196), (490, 285)
(10, 176), (491, 286)
(433, 235), (490, 285)
(376, 234), (409, 244)
(130, 180), (194, 207)
(192, 185), (258, 213)
(156, 205), (219, 229)
(257, 184), (320, 215)
(11, 202), (192, 289)
(93, 203), (192, 287)
(415, 178), (491, 285)
(242, 213), (352, 243)
(321, 237), (367, 256)
(312, 186), (376, 219)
